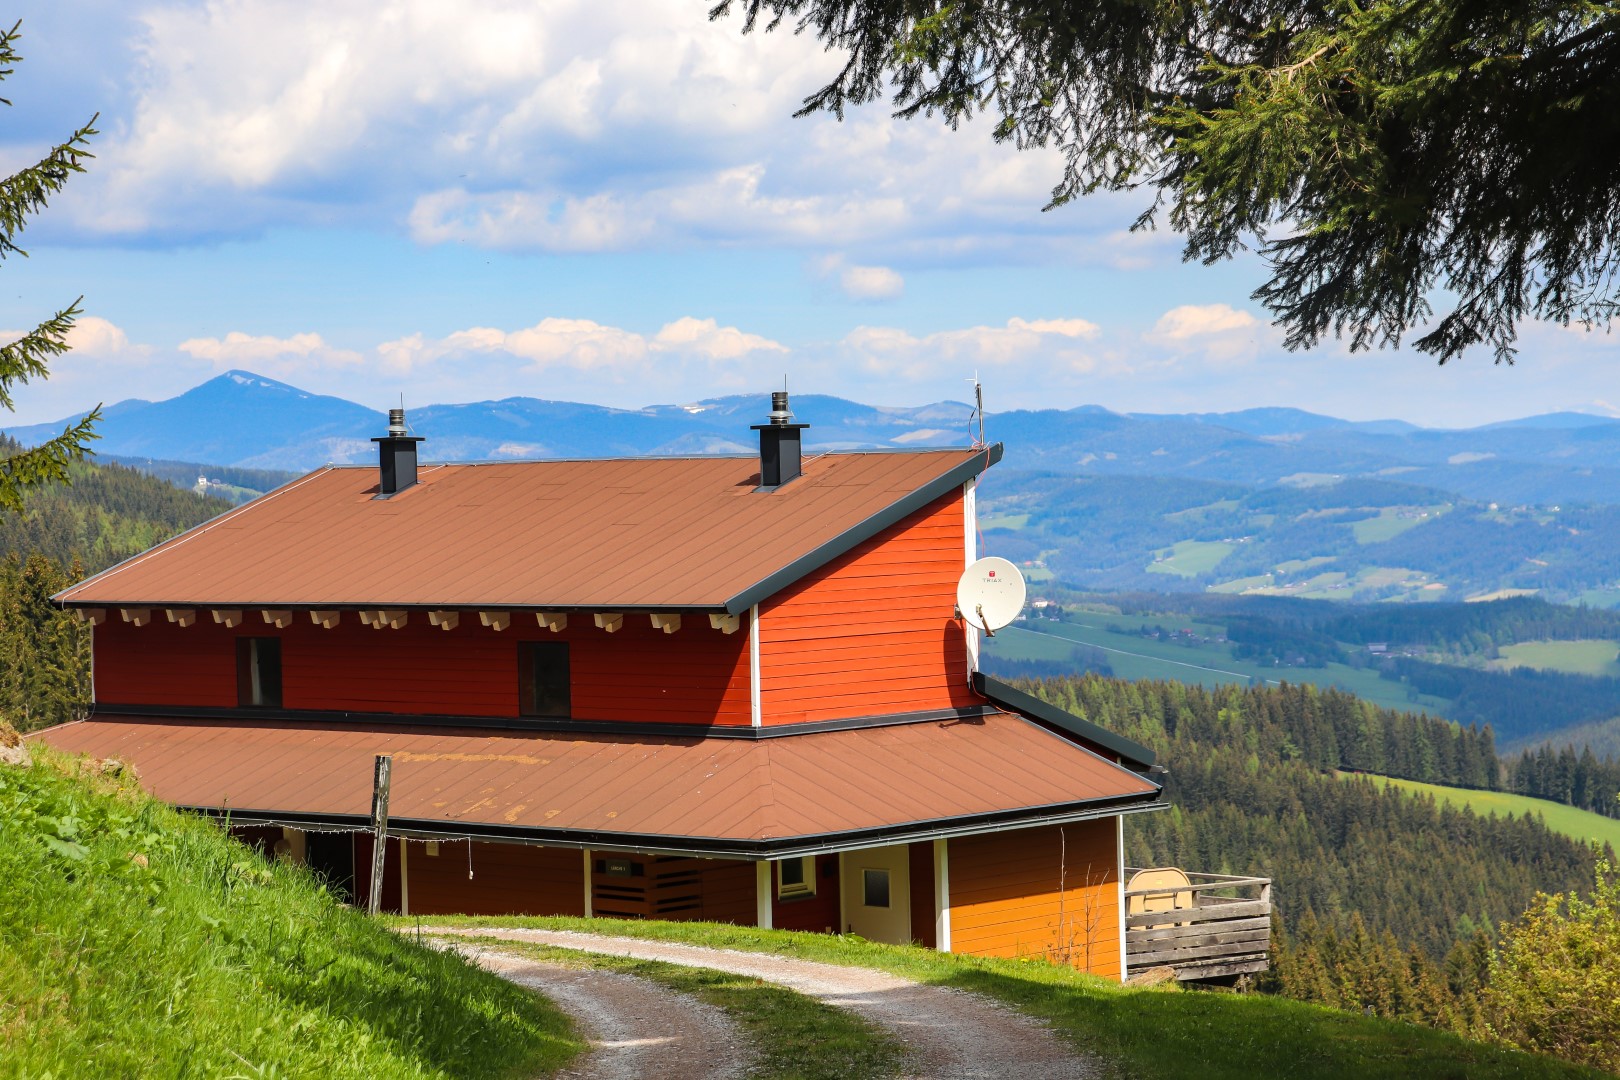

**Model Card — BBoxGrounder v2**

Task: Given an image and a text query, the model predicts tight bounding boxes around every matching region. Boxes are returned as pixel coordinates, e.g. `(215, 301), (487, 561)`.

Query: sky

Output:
(2, 0), (1615, 429)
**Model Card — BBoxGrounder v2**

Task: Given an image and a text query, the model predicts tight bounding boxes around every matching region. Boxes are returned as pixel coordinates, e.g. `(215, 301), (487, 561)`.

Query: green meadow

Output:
(1345, 772), (1620, 850)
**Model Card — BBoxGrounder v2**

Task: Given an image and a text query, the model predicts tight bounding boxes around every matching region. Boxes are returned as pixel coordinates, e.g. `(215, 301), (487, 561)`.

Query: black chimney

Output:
(751, 390), (810, 489)
(372, 407), (425, 496)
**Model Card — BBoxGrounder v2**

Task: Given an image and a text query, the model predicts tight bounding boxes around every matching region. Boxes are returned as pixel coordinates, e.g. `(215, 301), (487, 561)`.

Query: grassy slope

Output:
(1345, 771), (1620, 850)
(991, 621), (1450, 715)
(1490, 639), (1620, 677)
(408, 917), (1605, 1080)
(0, 752), (581, 1079)
(1147, 539), (1233, 577)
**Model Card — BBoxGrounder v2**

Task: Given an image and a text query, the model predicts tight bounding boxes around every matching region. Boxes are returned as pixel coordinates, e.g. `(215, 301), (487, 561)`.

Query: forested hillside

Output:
(1018, 675), (1609, 1029)
(0, 441), (230, 731)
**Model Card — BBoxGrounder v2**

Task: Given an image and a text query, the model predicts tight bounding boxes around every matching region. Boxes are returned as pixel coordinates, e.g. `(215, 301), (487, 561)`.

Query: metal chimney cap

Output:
(768, 391), (793, 426)
(387, 407), (408, 437)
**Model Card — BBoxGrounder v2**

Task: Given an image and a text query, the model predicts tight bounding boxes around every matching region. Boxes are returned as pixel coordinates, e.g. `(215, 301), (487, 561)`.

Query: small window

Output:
(778, 856), (816, 899)
(862, 868), (891, 909)
(236, 637), (282, 708)
(519, 641), (571, 718)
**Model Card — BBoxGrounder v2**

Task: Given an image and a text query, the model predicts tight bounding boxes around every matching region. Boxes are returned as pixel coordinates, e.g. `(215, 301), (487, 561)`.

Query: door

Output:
(841, 845), (911, 944)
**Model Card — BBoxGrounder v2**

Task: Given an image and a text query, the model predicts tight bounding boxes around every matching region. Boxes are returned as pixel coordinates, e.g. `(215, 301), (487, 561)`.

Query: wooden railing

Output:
(1123, 869), (1272, 981)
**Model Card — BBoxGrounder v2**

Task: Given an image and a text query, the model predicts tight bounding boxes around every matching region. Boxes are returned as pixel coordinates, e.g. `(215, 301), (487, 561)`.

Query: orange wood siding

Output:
(909, 841), (936, 949)
(947, 821), (1121, 979)
(406, 840), (585, 917)
(92, 611), (751, 725)
(756, 490), (976, 724)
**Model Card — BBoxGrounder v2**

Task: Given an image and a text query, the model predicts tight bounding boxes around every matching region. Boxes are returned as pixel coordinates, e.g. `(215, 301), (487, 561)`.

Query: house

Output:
(35, 393), (1165, 980)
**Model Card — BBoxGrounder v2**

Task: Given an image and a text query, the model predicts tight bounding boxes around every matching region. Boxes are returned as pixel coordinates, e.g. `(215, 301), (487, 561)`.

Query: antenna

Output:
(966, 373), (986, 448)
(955, 556), (1026, 637)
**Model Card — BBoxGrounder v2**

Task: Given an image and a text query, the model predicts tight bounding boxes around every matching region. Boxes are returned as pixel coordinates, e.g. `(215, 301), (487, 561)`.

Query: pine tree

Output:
(0, 20), (100, 510)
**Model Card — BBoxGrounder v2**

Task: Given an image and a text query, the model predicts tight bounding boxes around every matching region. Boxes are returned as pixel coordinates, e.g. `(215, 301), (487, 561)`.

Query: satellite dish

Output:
(956, 556), (1027, 635)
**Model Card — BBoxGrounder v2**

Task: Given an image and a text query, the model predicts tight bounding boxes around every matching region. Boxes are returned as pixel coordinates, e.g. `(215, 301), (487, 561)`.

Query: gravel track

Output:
(434, 927), (1103, 1080)
(461, 948), (755, 1080)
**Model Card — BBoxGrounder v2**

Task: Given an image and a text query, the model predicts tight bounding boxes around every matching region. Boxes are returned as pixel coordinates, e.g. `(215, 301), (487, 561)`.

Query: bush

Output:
(1482, 860), (1620, 1072)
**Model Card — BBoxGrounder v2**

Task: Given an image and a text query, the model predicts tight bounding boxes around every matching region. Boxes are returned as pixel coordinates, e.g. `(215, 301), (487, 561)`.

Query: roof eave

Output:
(723, 442), (1003, 615)
(187, 785), (1165, 860)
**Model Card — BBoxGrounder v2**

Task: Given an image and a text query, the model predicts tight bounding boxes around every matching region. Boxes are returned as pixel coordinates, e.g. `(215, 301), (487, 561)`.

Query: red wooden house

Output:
(38, 394), (1163, 979)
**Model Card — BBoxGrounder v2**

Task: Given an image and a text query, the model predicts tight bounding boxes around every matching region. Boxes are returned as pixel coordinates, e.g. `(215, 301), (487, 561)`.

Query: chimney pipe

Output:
(751, 390), (809, 489)
(372, 407), (425, 497)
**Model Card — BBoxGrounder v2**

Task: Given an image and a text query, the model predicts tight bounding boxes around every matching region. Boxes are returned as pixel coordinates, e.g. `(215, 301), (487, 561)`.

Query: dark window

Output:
(519, 641), (570, 718)
(236, 637), (282, 708)
(862, 868), (891, 908)
(779, 856), (815, 899)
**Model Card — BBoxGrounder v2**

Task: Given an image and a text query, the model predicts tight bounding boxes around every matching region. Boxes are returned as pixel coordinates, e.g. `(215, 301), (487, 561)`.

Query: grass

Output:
(1343, 772), (1620, 850)
(1489, 639), (1620, 677)
(471, 939), (907, 1080)
(1147, 539), (1234, 577)
(0, 750), (582, 1079)
(1352, 505), (1450, 544)
(404, 916), (1605, 1080)
(980, 512), (1029, 530)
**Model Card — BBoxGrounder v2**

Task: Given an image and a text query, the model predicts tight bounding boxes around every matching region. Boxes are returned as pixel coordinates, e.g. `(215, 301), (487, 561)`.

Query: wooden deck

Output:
(1123, 869), (1272, 981)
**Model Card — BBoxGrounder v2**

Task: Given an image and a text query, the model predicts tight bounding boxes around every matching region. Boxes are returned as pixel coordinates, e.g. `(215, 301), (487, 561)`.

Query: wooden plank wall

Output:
(407, 840), (585, 917)
(590, 855), (757, 925)
(909, 842), (936, 949)
(948, 821), (1121, 979)
(757, 491), (977, 724)
(91, 613), (751, 725)
(770, 855), (841, 933)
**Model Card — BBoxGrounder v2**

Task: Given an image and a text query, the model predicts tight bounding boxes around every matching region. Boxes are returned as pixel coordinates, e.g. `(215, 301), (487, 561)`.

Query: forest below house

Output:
(1016, 674), (1612, 1032)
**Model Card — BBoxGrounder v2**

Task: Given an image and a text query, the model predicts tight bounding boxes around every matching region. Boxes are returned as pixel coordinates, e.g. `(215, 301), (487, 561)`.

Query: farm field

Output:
(990, 621), (1451, 715)
(1147, 539), (1234, 577)
(1351, 505), (1451, 544)
(1490, 639), (1620, 677)
(1344, 772), (1620, 850)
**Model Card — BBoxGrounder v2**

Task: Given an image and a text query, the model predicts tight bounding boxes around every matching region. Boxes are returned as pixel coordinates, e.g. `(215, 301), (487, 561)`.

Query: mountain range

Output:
(11, 370), (1620, 509)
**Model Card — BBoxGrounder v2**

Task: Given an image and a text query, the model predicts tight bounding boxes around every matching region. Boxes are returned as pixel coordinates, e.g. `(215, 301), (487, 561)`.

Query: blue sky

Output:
(3, 0), (1615, 428)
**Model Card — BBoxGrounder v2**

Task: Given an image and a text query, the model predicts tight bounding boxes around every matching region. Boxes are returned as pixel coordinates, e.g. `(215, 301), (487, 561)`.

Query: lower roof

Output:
(34, 710), (1162, 858)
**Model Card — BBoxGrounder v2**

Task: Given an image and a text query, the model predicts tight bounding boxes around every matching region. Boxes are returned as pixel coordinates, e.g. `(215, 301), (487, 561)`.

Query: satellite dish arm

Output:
(975, 603), (995, 638)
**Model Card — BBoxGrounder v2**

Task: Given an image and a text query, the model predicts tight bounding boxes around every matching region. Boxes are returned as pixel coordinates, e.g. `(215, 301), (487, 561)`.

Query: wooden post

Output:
(367, 754), (393, 916)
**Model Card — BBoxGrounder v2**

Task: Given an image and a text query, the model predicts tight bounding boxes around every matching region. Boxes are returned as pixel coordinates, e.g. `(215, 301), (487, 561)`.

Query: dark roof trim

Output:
(86, 703), (999, 741)
(973, 672), (1156, 770)
(198, 788), (1165, 861)
(723, 442), (1002, 615)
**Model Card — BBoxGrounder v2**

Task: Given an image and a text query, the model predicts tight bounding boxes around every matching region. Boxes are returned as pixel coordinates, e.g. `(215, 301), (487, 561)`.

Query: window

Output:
(519, 642), (571, 718)
(236, 637), (282, 708)
(862, 868), (891, 908)
(778, 856), (816, 899)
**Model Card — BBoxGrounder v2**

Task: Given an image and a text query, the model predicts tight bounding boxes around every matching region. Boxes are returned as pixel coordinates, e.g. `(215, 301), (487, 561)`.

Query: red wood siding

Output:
(948, 821), (1121, 979)
(756, 491), (976, 724)
(92, 610), (750, 725)
(771, 855), (841, 933)
(406, 840), (585, 917)
(909, 841), (937, 949)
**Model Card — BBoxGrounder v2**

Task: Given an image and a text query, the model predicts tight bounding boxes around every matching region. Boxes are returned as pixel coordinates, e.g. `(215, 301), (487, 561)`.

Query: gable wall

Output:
(755, 488), (976, 724)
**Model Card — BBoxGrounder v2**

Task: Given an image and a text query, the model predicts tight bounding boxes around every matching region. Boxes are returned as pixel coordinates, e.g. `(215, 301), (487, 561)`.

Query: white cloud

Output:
(815, 255), (905, 301)
(843, 316), (1102, 380)
(1145, 303), (1269, 363)
(179, 331), (365, 374)
(653, 317), (787, 360)
(65, 316), (143, 358)
(52, 0), (1149, 265)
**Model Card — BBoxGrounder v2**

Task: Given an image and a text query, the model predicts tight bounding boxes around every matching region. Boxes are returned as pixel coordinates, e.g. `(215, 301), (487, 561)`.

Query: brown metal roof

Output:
(33, 712), (1160, 856)
(57, 448), (995, 613)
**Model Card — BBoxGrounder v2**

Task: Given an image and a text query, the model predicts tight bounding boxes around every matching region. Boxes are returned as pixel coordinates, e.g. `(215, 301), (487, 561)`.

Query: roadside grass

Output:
(460, 938), (907, 1080)
(403, 916), (1605, 1080)
(1344, 771), (1620, 851)
(0, 750), (582, 1079)
(1489, 639), (1620, 677)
